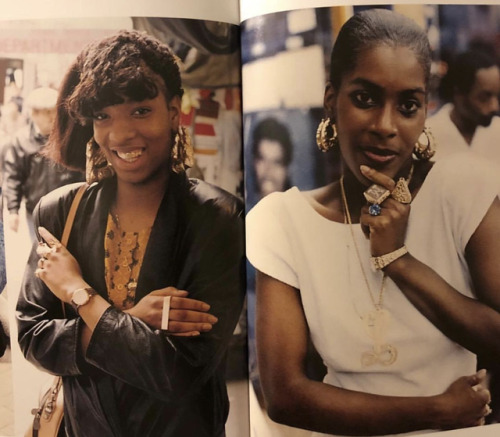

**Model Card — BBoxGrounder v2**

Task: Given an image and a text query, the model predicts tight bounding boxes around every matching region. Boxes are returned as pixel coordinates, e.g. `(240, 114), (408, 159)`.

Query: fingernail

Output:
(209, 316), (218, 323)
(203, 303), (211, 311)
(191, 331), (200, 336)
(477, 369), (487, 378)
(360, 165), (371, 173)
(202, 324), (213, 331)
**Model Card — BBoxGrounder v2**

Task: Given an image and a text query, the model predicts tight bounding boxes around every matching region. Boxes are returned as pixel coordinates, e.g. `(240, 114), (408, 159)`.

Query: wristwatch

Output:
(70, 287), (97, 312)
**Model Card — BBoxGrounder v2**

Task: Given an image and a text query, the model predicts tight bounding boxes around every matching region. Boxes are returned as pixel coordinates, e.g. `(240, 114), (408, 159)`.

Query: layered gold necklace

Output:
(340, 177), (398, 367)
(105, 208), (152, 310)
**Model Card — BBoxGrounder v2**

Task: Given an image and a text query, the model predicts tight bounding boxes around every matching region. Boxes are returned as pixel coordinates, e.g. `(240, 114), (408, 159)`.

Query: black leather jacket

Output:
(2, 123), (83, 214)
(17, 172), (245, 437)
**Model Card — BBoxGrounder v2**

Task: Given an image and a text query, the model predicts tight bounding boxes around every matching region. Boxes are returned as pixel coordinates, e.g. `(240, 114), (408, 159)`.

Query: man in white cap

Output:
(2, 87), (83, 240)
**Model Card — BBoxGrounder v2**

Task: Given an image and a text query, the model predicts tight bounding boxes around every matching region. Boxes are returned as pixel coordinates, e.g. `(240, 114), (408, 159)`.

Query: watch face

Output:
(72, 289), (90, 306)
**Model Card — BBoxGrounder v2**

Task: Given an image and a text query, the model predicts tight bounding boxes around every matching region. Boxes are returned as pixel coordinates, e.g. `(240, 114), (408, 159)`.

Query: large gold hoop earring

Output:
(171, 126), (194, 173)
(85, 138), (115, 184)
(316, 117), (339, 152)
(413, 126), (436, 161)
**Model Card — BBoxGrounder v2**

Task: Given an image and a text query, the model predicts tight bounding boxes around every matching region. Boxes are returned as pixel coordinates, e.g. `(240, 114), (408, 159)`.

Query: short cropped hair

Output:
(439, 51), (498, 102)
(251, 118), (293, 166)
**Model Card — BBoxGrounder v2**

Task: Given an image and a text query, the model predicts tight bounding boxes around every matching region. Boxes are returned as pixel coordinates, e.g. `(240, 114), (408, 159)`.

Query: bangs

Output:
(67, 60), (165, 123)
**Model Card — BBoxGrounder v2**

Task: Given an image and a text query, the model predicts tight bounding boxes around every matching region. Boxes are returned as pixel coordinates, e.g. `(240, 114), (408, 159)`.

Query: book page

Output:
(241, 3), (500, 437)
(240, 0), (500, 21)
(0, 0), (240, 24)
(0, 2), (246, 436)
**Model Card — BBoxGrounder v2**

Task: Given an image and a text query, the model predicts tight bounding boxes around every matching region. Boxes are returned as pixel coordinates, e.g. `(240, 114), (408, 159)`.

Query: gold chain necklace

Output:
(340, 176), (397, 367)
(109, 208), (140, 297)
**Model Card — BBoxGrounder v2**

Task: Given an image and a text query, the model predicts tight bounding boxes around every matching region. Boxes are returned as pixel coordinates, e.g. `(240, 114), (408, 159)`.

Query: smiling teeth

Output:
(116, 149), (143, 161)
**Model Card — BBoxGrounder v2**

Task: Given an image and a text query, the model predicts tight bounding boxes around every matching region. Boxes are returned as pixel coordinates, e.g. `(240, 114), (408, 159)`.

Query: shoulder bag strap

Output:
(59, 183), (87, 318)
(61, 184), (87, 247)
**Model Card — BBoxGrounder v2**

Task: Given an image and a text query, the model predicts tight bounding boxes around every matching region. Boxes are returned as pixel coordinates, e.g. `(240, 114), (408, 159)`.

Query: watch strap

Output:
(371, 246), (408, 271)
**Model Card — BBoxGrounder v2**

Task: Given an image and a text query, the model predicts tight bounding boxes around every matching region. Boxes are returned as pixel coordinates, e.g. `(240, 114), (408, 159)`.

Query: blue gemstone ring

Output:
(368, 204), (382, 216)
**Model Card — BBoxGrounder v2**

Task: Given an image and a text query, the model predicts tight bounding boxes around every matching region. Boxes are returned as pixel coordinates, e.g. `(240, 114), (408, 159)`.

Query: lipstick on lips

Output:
(362, 146), (397, 164)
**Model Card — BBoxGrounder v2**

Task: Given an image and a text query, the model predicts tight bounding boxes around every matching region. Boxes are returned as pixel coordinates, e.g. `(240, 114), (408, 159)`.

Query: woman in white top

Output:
(246, 9), (500, 436)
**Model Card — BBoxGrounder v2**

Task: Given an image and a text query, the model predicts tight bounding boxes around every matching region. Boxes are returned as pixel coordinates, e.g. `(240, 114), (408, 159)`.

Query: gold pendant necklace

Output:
(340, 177), (398, 367)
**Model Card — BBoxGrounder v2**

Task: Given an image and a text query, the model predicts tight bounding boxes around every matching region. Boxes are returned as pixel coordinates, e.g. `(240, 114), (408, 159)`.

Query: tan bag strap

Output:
(61, 184), (87, 247)
(59, 184), (87, 318)
(27, 185), (87, 437)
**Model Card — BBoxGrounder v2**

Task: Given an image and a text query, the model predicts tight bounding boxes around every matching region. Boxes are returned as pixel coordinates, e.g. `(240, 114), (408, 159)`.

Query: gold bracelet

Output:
(370, 246), (408, 271)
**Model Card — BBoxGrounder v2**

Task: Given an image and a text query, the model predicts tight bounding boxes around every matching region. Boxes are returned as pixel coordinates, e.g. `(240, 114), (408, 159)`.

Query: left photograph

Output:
(0, 17), (246, 437)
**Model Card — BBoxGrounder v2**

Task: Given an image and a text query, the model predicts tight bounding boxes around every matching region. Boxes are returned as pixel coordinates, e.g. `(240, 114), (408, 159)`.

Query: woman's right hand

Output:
(435, 370), (491, 429)
(125, 287), (217, 336)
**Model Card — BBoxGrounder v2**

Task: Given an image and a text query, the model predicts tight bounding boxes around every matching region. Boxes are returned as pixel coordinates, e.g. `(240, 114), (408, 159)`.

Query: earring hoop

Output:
(171, 126), (194, 173)
(85, 138), (115, 184)
(316, 117), (339, 152)
(413, 127), (436, 161)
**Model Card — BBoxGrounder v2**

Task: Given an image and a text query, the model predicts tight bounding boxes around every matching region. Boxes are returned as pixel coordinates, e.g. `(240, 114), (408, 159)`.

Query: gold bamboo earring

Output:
(85, 138), (115, 184)
(171, 126), (194, 173)
(413, 126), (437, 160)
(316, 117), (339, 152)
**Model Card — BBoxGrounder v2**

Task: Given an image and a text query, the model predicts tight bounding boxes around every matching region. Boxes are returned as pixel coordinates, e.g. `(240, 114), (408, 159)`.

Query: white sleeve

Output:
(246, 193), (299, 289)
(439, 153), (500, 253)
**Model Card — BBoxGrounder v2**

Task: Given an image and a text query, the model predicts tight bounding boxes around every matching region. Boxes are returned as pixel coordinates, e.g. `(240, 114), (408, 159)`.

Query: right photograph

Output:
(242, 4), (500, 437)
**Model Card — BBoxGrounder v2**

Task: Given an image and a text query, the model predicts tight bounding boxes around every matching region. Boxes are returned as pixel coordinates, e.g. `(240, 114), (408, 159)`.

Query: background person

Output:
(251, 117), (293, 200)
(16, 30), (245, 437)
(2, 87), (83, 240)
(428, 50), (500, 163)
(247, 9), (498, 436)
(428, 49), (500, 425)
(0, 293), (8, 358)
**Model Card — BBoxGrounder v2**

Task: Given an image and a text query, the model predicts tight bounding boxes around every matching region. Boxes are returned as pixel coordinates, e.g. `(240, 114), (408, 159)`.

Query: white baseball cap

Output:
(26, 87), (58, 109)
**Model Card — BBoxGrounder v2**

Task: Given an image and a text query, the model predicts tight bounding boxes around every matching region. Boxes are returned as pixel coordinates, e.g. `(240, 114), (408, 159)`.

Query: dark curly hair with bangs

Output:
(47, 29), (183, 171)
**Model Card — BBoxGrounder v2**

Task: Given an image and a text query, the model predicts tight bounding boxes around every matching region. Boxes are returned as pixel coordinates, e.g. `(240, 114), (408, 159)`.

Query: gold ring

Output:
(37, 243), (51, 258)
(391, 178), (412, 204)
(364, 184), (391, 204)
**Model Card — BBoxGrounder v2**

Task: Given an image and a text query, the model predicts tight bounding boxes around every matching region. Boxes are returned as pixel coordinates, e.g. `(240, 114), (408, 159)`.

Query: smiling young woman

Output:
(16, 30), (245, 437)
(247, 8), (500, 436)
(92, 93), (179, 189)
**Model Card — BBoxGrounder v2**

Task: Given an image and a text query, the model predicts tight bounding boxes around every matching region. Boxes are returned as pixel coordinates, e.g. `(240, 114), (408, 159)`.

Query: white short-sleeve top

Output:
(247, 153), (499, 434)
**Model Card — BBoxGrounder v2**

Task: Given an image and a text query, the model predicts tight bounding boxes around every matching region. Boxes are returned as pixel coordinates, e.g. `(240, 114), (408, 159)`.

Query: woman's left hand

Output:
(35, 227), (88, 303)
(359, 165), (410, 257)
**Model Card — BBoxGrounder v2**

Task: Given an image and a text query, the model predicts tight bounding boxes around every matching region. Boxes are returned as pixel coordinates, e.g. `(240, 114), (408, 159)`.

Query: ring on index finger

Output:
(47, 239), (59, 248)
(364, 184), (391, 205)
